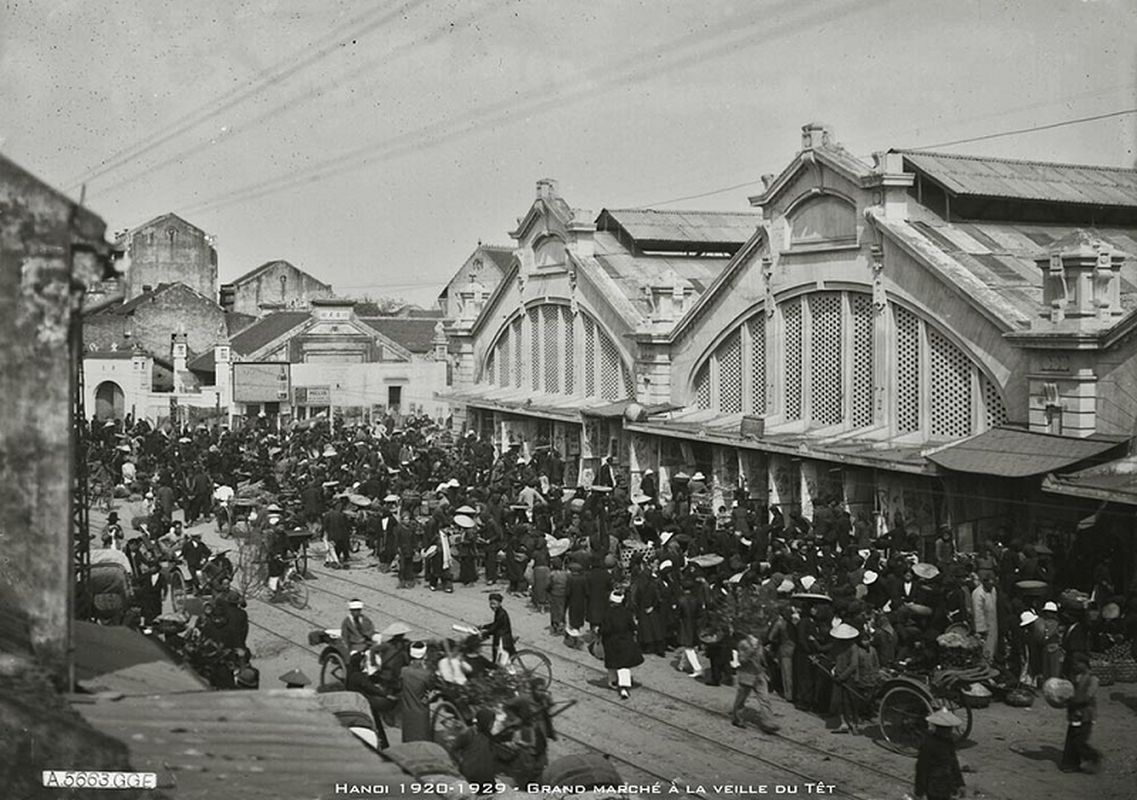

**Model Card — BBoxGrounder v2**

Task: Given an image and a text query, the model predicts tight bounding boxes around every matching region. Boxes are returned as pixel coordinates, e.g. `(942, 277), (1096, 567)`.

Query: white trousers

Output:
(684, 648), (703, 674)
(608, 667), (632, 688)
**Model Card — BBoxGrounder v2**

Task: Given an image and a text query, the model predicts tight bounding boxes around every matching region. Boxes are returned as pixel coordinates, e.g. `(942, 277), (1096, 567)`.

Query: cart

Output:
(812, 655), (995, 755)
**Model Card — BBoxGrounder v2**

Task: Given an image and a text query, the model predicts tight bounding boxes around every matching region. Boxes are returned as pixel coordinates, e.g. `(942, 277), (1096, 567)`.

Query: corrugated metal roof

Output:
(1044, 456), (1137, 505)
(900, 151), (1137, 207)
(74, 690), (409, 799)
(926, 428), (1126, 477)
(74, 622), (209, 695)
(598, 208), (760, 247)
(896, 207), (1137, 325)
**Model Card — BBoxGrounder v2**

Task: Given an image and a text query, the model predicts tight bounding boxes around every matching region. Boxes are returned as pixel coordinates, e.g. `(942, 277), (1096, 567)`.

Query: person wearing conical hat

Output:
(279, 668), (311, 689)
(914, 708), (965, 800)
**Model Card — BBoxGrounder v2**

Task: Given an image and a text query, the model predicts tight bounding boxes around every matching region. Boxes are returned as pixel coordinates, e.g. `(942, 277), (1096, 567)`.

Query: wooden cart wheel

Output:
(879, 685), (933, 756)
(285, 572), (309, 610)
(319, 650), (348, 692)
(941, 695), (974, 743)
(431, 700), (467, 755)
(509, 649), (553, 690)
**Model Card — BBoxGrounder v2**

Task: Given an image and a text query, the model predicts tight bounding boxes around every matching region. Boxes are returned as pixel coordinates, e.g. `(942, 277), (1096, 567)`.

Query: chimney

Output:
(171, 331), (188, 393)
(432, 321), (449, 361)
(801, 122), (831, 151)
(214, 344), (233, 423)
(536, 178), (559, 200)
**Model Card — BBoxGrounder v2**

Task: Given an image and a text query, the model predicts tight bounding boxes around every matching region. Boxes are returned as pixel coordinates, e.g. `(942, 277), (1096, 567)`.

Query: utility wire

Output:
(641, 179), (764, 209)
(91, 0), (514, 200)
(65, 0), (428, 191)
(176, 0), (896, 217)
(904, 108), (1137, 152)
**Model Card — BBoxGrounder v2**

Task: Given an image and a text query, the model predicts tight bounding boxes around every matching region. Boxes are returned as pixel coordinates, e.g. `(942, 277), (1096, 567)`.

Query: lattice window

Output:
(748, 316), (766, 414)
(599, 330), (621, 400)
(583, 316), (596, 396)
(895, 305), (920, 433)
(851, 293), (874, 428)
(809, 293), (843, 425)
(783, 298), (803, 420)
(623, 362), (636, 400)
(511, 318), (523, 388)
(485, 349), (496, 386)
(497, 326), (511, 387)
(982, 376), (1008, 430)
(718, 329), (743, 413)
(563, 307), (575, 394)
(543, 305), (560, 394)
(529, 308), (541, 390)
(929, 328), (973, 439)
(694, 363), (710, 409)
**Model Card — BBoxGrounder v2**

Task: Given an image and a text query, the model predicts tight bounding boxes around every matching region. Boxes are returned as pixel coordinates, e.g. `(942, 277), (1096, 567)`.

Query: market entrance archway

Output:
(94, 381), (125, 420)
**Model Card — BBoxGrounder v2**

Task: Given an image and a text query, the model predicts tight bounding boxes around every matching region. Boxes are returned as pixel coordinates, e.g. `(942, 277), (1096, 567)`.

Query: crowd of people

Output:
(83, 411), (1136, 778)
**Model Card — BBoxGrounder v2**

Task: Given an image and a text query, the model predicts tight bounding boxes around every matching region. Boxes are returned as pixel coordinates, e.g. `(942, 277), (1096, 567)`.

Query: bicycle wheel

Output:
(510, 649), (553, 689)
(879, 686), (932, 755)
(431, 700), (466, 755)
(168, 570), (187, 615)
(286, 574), (309, 609)
(298, 547), (309, 576)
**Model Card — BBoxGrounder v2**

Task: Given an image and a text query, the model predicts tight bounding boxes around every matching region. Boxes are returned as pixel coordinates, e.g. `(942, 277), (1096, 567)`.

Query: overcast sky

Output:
(2, 0), (1135, 307)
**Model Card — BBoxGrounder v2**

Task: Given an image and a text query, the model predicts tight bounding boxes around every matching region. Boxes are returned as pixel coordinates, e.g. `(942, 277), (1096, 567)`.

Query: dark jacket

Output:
(914, 730), (964, 800)
(483, 606), (515, 660)
(586, 567), (613, 625)
(566, 570), (589, 629)
(600, 604), (644, 669)
(398, 661), (434, 742)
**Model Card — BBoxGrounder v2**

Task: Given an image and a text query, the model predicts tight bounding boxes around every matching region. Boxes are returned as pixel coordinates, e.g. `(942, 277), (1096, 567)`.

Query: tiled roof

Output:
(188, 311), (310, 373)
(926, 427), (1126, 477)
(479, 245), (515, 272)
(899, 151), (1137, 207)
(598, 208), (760, 249)
(1044, 456), (1137, 505)
(73, 689), (410, 799)
(360, 317), (440, 354)
(73, 621), (208, 695)
(877, 206), (1137, 328)
(118, 212), (207, 240)
(225, 259), (332, 290)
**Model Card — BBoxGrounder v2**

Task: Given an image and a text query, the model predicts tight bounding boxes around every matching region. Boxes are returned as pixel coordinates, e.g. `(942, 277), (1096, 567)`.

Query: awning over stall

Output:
(926, 427), (1126, 478)
(1043, 454), (1137, 505)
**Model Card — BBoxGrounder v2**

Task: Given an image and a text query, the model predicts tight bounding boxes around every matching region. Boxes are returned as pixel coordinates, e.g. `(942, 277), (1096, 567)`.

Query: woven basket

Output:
(1113, 658), (1137, 683)
(1089, 656), (1115, 687)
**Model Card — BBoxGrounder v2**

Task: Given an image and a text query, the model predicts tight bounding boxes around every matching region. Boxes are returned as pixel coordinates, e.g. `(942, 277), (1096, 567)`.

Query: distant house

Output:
(220, 259), (333, 317)
(83, 282), (229, 359)
(437, 243), (514, 319)
(115, 212), (217, 301)
(189, 298), (451, 422)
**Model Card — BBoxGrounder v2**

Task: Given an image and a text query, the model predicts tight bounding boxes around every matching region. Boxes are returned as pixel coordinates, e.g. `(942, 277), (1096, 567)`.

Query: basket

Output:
(1089, 656), (1115, 687)
(960, 693), (990, 709)
(1113, 657), (1137, 683)
(1005, 688), (1035, 708)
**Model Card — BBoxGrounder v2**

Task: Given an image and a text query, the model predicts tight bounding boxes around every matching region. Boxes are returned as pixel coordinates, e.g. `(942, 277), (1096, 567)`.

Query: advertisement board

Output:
(233, 362), (291, 403)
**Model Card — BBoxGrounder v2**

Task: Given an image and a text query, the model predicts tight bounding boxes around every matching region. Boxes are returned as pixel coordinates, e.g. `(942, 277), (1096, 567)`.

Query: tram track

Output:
(241, 561), (908, 800)
(243, 605), (704, 796)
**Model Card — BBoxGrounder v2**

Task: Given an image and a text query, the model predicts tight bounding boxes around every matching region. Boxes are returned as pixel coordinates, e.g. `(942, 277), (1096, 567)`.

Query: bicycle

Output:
(265, 553), (308, 609)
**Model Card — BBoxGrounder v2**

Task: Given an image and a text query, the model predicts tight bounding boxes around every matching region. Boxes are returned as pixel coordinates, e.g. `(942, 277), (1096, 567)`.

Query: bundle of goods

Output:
(1004, 686), (1035, 708)
(1042, 677), (1075, 709)
(453, 667), (532, 710)
(618, 539), (655, 571)
(936, 630), (985, 668)
(1105, 641), (1137, 682)
(1058, 588), (1091, 610)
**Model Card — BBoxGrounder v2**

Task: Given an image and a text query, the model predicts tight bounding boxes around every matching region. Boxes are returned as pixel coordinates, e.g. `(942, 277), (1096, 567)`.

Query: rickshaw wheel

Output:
(319, 650), (347, 692)
(941, 695), (974, 743)
(509, 649), (553, 690)
(431, 700), (467, 755)
(285, 573), (309, 609)
(879, 685), (932, 755)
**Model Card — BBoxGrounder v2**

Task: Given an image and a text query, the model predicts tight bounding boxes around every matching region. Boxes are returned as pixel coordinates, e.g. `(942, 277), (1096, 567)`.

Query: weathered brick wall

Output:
(0, 155), (107, 679)
(229, 261), (332, 317)
(125, 284), (228, 356)
(123, 215), (216, 301)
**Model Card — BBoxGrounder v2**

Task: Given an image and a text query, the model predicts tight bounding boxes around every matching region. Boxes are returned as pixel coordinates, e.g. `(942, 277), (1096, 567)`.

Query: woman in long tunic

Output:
(632, 569), (666, 656)
(586, 560), (613, 632)
(530, 539), (551, 612)
(600, 590), (644, 699)
(564, 561), (589, 648)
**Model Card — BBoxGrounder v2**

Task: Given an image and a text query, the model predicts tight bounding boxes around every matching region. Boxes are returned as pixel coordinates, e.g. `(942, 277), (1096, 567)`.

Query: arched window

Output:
(690, 291), (1008, 442)
(480, 304), (634, 401)
(534, 236), (566, 268)
(788, 195), (856, 247)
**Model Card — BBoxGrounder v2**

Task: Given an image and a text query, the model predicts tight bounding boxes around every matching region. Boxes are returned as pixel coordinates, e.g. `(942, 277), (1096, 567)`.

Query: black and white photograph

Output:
(2, 1), (1136, 798)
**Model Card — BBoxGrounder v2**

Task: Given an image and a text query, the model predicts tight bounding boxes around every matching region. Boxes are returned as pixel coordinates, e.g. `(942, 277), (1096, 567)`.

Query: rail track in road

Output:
(243, 604), (703, 795)
(242, 561), (911, 800)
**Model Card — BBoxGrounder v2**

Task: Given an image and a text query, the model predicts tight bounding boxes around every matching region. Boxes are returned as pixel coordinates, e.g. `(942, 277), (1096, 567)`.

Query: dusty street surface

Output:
(115, 514), (1137, 800)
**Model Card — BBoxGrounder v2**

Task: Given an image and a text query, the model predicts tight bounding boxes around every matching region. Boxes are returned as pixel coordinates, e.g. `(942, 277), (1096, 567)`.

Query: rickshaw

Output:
(429, 625), (574, 786)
